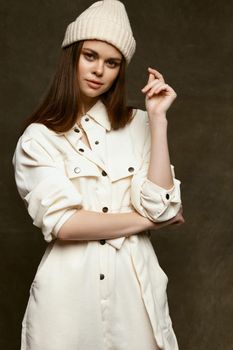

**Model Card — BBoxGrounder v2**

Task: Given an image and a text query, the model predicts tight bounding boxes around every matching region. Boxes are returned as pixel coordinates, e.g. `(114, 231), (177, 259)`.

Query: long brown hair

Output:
(21, 40), (135, 134)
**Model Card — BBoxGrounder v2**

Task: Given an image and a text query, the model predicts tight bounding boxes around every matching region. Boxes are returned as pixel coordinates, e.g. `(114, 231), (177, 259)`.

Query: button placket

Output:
(98, 238), (109, 299)
(73, 116), (90, 140)
(75, 137), (108, 173)
(97, 176), (112, 222)
(98, 242), (117, 301)
(78, 115), (94, 132)
(85, 125), (107, 163)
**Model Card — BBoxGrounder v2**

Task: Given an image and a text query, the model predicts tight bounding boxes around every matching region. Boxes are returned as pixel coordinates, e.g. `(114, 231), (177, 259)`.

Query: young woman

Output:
(12, 1), (184, 349)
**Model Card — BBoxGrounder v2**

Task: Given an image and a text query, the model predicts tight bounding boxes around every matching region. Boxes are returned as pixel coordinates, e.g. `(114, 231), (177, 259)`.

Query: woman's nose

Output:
(93, 61), (104, 76)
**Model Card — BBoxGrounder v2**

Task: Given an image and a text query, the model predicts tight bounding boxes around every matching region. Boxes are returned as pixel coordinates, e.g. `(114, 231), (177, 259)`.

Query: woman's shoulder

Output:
(21, 122), (59, 142)
(13, 123), (62, 160)
(13, 123), (64, 165)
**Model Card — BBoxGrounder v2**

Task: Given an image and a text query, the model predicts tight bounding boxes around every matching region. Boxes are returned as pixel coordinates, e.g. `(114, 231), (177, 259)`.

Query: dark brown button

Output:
(74, 127), (80, 133)
(100, 273), (105, 280)
(85, 117), (89, 122)
(166, 193), (170, 200)
(128, 167), (134, 172)
(102, 170), (107, 176)
(102, 207), (108, 213)
(99, 239), (106, 245)
(79, 148), (84, 152)
(95, 140), (99, 145)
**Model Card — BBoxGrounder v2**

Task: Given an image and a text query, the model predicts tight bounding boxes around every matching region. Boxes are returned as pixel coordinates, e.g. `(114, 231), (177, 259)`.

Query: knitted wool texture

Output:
(61, 0), (136, 64)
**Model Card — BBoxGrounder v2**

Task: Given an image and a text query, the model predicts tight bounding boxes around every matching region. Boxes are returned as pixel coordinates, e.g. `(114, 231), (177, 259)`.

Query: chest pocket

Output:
(64, 156), (100, 179)
(107, 156), (140, 182)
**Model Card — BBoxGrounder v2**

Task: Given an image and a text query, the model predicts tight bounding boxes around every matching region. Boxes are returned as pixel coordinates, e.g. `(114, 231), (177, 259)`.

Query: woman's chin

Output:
(82, 90), (103, 99)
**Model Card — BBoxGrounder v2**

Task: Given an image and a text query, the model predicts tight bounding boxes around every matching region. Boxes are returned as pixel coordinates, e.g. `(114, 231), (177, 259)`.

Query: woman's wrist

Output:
(148, 113), (168, 127)
(132, 211), (154, 231)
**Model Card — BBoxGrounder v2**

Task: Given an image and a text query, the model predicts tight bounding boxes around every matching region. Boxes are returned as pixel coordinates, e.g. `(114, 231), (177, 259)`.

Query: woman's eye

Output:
(107, 61), (118, 68)
(84, 53), (95, 61)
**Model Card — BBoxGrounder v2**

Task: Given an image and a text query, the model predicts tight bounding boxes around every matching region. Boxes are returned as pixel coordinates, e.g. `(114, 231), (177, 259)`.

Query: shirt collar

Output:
(60, 99), (111, 137)
(83, 99), (111, 131)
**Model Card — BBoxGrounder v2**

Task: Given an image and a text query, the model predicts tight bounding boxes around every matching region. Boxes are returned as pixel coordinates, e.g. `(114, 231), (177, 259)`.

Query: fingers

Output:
(148, 72), (154, 84)
(141, 79), (163, 94)
(154, 213), (185, 228)
(178, 206), (183, 215)
(171, 214), (185, 226)
(171, 221), (183, 226)
(147, 83), (171, 98)
(141, 67), (175, 98)
(173, 218), (185, 225)
(142, 67), (164, 92)
(148, 67), (165, 82)
(150, 217), (184, 231)
(169, 210), (185, 225)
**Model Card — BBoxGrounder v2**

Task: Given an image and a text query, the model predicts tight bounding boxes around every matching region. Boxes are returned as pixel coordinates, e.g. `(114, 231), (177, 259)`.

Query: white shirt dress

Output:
(12, 99), (182, 350)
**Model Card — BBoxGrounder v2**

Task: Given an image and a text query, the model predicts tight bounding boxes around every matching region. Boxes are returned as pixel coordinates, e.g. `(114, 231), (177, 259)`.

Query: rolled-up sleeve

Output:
(130, 112), (182, 222)
(12, 132), (83, 242)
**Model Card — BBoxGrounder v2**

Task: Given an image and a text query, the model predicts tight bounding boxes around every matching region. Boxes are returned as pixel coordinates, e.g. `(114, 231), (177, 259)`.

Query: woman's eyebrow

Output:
(82, 48), (122, 61)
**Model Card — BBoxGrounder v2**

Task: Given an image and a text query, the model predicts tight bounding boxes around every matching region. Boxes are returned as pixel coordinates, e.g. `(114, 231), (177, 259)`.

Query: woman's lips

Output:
(86, 80), (103, 89)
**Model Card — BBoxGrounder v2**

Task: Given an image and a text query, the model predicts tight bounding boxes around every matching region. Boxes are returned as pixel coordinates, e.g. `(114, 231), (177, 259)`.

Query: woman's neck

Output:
(77, 96), (99, 120)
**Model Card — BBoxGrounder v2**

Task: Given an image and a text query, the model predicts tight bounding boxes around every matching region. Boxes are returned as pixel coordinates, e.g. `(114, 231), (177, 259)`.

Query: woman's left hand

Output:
(141, 67), (177, 117)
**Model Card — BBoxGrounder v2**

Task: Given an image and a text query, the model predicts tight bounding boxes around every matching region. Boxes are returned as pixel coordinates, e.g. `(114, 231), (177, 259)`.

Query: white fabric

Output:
(12, 99), (182, 350)
(61, 0), (136, 64)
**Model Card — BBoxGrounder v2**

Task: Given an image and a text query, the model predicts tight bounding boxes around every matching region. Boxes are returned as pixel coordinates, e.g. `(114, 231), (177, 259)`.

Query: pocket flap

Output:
(107, 159), (139, 182)
(64, 157), (100, 179)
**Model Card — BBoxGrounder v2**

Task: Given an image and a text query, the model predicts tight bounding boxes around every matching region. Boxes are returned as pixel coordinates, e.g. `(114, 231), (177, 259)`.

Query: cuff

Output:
(140, 177), (181, 222)
(142, 178), (181, 206)
(52, 208), (79, 239)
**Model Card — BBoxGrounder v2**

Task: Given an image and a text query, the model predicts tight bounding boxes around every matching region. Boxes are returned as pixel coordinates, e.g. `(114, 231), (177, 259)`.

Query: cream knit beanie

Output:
(61, 0), (136, 64)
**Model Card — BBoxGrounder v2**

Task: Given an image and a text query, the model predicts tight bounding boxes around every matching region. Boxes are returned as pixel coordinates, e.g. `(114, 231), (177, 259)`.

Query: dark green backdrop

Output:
(1, 1), (232, 349)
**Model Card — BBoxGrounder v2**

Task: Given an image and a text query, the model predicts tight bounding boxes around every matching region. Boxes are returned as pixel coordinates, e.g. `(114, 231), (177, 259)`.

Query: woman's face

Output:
(77, 40), (122, 108)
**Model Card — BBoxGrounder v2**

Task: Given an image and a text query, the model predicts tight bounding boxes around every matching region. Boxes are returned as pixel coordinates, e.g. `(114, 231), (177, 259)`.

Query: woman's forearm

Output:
(147, 114), (174, 189)
(57, 209), (152, 241)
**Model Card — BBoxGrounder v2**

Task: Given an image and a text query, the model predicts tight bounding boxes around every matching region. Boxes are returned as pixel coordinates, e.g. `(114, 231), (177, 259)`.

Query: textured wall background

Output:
(1, 0), (232, 349)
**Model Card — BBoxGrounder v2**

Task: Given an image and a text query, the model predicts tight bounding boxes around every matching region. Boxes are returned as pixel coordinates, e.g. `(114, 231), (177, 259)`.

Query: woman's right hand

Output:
(146, 207), (185, 230)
